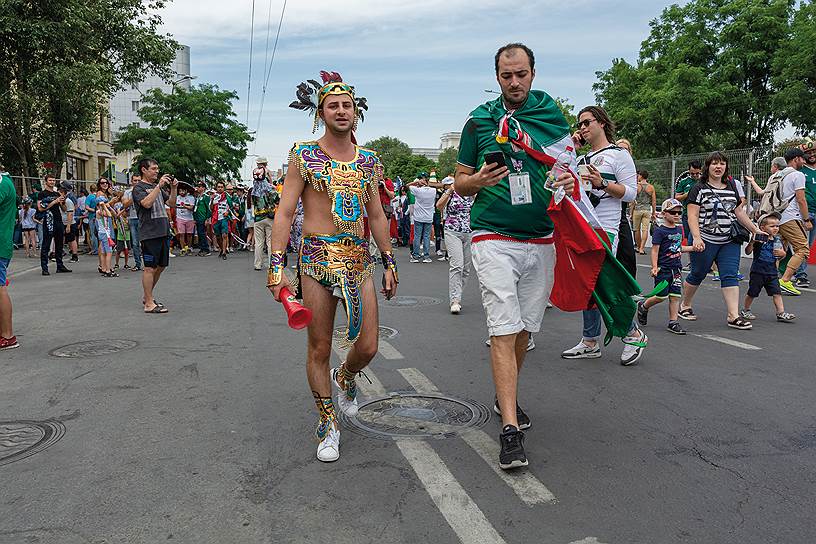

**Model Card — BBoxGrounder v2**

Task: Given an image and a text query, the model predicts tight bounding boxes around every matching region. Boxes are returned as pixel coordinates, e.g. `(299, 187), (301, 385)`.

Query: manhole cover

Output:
(382, 296), (442, 308)
(333, 326), (398, 340)
(339, 393), (490, 440)
(0, 420), (66, 466)
(50, 339), (138, 358)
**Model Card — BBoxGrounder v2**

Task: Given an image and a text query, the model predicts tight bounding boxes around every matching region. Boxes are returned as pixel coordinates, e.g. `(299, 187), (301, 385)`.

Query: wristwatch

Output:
(598, 178), (609, 189)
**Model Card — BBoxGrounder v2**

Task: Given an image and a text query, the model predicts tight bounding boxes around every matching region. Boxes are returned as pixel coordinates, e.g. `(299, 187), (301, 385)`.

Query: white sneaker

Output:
(422, 257), (433, 263)
(450, 302), (461, 314)
(527, 335), (535, 351)
(436, 250), (444, 256)
(620, 329), (647, 366)
(561, 340), (601, 359)
(331, 367), (359, 417)
(316, 424), (340, 462)
(168, 252), (177, 258)
(410, 257), (421, 263)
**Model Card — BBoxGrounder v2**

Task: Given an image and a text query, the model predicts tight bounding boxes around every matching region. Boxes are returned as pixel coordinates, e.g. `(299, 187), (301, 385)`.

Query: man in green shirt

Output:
(794, 142), (816, 287)
(673, 160), (702, 245)
(193, 182), (212, 256)
(454, 43), (573, 470)
(0, 169), (19, 350)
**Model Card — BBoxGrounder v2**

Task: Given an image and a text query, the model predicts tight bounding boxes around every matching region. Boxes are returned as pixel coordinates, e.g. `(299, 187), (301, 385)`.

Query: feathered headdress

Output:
(289, 70), (368, 133)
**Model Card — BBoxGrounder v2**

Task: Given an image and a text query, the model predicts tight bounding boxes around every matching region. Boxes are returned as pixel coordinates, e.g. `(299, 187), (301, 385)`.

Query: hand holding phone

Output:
(483, 151), (505, 169)
(754, 232), (769, 243)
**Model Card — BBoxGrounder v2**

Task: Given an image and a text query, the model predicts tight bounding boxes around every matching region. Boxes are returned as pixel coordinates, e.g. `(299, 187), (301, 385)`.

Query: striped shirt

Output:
(687, 181), (741, 244)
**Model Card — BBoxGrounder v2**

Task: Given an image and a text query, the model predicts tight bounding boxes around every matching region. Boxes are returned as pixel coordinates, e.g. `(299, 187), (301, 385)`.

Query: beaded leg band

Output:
(313, 393), (337, 441)
(336, 362), (373, 401)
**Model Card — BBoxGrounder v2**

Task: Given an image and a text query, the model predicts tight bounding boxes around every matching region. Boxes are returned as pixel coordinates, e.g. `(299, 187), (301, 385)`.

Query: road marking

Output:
(396, 440), (508, 544)
(378, 340), (404, 360)
(692, 334), (761, 351)
(397, 367), (557, 505)
(569, 538), (609, 544)
(8, 264), (42, 279)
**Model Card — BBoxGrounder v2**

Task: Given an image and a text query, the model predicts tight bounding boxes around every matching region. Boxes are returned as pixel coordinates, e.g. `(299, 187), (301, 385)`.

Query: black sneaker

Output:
(55, 267), (72, 273)
(69, 255), (79, 262)
(795, 277), (810, 288)
(41, 270), (50, 276)
(499, 425), (528, 470)
(636, 300), (649, 326)
(493, 398), (531, 430)
(666, 321), (686, 335)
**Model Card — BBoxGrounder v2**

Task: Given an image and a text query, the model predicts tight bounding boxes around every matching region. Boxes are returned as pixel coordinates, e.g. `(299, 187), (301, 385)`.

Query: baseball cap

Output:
(799, 141), (815, 154)
(256, 157), (268, 164)
(661, 198), (682, 211)
(784, 147), (805, 161)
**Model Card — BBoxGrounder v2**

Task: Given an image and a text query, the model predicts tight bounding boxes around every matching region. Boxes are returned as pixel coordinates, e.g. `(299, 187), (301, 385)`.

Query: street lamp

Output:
(171, 75), (197, 95)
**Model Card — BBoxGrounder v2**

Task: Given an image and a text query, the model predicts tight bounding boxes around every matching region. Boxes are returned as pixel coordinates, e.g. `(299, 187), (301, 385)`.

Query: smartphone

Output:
(577, 164), (593, 192)
(754, 232), (769, 243)
(483, 151), (505, 169)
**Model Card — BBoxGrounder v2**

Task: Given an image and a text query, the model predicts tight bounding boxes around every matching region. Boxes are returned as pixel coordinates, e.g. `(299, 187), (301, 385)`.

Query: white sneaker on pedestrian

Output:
(436, 250), (444, 256)
(422, 257), (432, 263)
(527, 335), (535, 351)
(450, 302), (461, 314)
(410, 257), (421, 263)
(561, 340), (601, 359)
(331, 367), (359, 417)
(620, 328), (647, 366)
(316, 425), (340, 462)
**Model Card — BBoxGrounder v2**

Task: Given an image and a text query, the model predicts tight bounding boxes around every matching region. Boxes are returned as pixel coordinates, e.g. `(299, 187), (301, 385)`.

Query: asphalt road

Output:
(1, 246), (814, 544)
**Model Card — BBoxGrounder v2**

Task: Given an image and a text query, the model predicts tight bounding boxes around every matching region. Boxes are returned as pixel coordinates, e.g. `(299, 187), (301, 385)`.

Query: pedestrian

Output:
(132, 158), (178, 313)
(58, 182), (78, 263)
(794, 142), (816, 287)
(740, 213), (795, 323)
(631, 170), (656, 255)
(454, 43), (574, 469)
(398, 186), (411, 247)
(95, 195), (117, 276)
(193, 181), (212, 256)
(435, 176), (473, 314)
(678, 152), (761, 329)
(772, 147), (810, 295)
(122, 175), (143, 270)
(174, 183), (196, 255)
(210, 181), (232, 260)
(234, 185), (248, 248)
(113, 201), (131, 270)
(251, 157), (281, 270)
(36, 174), (71, 275)
(244, 193), (254, 249)
(636, 199), (697, 335)
(560, 105), (647, 366)
(408, 173), (436, 263)
(19, 198), (37, 258)
(269, 72), (397, 462)
(0, 169), (18, 350)
(429, 171), (446, 258)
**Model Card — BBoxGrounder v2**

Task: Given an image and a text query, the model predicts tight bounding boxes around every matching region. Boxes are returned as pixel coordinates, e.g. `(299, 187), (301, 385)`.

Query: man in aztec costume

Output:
(267, 72), (398, 462)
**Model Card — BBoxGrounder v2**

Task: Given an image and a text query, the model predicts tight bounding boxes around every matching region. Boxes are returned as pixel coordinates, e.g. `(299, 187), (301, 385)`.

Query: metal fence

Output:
(634, 144), (799, 210)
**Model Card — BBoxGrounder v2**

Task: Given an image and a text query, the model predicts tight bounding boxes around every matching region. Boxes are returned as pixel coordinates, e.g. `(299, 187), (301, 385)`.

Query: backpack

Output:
(252, 166), (267, 182)
(758, 167), (796, 217)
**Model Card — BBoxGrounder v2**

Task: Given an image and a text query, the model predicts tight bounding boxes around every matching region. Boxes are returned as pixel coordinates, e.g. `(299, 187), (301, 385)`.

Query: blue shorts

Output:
(0, 257), (10, 286)
(654, 267), (682, 298)
(213, 218), (229, 236)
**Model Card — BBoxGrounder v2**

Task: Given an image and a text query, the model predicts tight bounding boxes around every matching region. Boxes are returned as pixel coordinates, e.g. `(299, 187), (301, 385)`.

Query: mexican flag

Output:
(482, 90), (641, 343)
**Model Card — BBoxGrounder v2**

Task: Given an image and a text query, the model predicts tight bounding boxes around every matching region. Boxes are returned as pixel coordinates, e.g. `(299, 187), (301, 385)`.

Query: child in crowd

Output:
(637, 199), (697, 334)
(741, 213), (796, 323)
(113, 203), (131, 270)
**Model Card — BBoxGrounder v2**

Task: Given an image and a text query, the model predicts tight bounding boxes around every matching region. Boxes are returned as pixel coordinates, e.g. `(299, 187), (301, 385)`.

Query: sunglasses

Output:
(664, 210), (681, 215)
(576, 119), (595, 129)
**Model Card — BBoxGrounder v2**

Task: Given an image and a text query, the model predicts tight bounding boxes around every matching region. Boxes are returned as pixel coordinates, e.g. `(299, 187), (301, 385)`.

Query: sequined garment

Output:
(300, 233), (375, 346)
(313, 394), (337, 441)
(289, 142), (384, 237)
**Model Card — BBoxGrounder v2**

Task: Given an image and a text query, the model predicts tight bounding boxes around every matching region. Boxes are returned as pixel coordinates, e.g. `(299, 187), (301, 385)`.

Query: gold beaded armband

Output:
(267, 251), (286, 287)
(381, 251), (399, 283)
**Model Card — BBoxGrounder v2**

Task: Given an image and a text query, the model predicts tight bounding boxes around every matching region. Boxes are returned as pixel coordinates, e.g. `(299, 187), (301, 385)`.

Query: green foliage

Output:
(363, 136), (413, 176)
(436, 147), (458, 177)
(773, 136), (811, 158)
(385, 154), (438, 184)
(772, 1), (816, 135)
(554, 97), (577, 128)
(595, 0), (798, 157)
(0, 0), (178, 177)
(114, 85), (252, 182)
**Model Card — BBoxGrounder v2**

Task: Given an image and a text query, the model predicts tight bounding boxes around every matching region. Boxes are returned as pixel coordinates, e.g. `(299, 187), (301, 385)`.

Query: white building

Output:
(411, 131), (461, 160)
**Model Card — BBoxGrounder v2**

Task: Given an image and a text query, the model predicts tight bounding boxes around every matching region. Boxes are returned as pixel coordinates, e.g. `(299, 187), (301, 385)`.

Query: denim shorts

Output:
(0, 257), (9, 286)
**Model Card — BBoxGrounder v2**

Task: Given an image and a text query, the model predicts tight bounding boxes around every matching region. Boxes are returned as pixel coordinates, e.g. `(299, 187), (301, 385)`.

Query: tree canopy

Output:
(363, 135), (438, 181)
(114, 85), (252, 182)
(0, 0), (178, 177)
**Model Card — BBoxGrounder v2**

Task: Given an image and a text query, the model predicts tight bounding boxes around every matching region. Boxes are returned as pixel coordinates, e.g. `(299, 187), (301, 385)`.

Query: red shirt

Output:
(379, 178), (394, 207)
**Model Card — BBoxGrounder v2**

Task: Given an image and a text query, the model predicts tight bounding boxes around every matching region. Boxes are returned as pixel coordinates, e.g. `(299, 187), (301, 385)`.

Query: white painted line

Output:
(692, 333), (762, 351)
(569, 538), (609, 544)
(396, 439), (508, 544)
(377, 340), (404, 360)
(397, 367), (557, 506)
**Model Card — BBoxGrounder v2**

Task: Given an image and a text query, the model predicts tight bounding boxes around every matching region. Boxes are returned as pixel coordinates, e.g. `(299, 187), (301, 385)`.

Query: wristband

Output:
(266, 251), (285, 287)
(381, 251), (399, 283)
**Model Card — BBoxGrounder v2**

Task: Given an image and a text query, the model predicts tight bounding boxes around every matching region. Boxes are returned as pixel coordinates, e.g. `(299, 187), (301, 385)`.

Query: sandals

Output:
(727, 317), (752, 330)
(104, 271), (119, 277)
(144, 305), (168, 314)
(678, 307), (697, 321)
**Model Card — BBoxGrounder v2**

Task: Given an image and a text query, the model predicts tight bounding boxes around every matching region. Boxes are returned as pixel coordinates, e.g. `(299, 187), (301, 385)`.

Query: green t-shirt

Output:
(194, 194), (211, 222)
(0, 173), (18, 260)
(674, 175), (697, 214)
(802, 165), (816, 212)
(457, 118), (553, 239)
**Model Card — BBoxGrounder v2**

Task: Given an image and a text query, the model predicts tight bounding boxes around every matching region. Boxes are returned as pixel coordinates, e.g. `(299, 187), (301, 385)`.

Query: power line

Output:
(253, 0), (287, 146)
(245, 0), (256, 128)
(261, 0), (275, 88)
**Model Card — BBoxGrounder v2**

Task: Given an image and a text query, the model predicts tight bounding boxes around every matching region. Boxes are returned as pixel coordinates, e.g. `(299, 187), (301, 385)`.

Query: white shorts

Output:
(471, 236), (556, 337)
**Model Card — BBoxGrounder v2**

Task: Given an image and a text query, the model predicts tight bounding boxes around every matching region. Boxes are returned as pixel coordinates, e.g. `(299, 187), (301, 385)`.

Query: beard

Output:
(325, 118), (354, 135)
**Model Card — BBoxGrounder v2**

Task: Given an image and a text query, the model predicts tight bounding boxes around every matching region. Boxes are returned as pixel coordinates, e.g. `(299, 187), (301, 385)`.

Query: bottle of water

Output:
(546, 146), (576, 189)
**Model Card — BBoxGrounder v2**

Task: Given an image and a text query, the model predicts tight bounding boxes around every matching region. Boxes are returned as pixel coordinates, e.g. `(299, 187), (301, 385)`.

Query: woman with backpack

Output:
(678, 152), (762, 329)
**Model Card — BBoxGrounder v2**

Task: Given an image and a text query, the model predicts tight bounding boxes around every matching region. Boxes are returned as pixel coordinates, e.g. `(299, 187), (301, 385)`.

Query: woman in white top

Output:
(19, 199), (37, 257)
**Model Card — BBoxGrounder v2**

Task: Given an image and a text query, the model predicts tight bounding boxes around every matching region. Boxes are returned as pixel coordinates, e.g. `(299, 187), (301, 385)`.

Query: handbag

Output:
(705, 179), (751, 243)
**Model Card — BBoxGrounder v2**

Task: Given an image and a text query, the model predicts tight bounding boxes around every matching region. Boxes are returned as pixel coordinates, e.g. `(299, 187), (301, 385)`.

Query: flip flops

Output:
(144, 305), (168, 314)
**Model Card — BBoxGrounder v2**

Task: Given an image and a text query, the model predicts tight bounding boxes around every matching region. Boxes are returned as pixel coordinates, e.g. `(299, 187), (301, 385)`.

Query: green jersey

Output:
(0, 173), (17, 260)
(802, 165), (816, 213)
(674, 175), (697, 214)
(194, 194), (210, 222)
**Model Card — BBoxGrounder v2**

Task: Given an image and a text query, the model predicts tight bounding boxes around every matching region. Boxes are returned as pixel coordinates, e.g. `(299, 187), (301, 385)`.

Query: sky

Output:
(156, 0), (687, 178)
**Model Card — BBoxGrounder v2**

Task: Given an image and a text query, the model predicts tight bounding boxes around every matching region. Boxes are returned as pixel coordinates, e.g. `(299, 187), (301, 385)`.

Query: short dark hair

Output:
(137, 158), (158, 176)
(702, 151), (730, 183)
(688, 160), (702, 170)
(578, 105), (616, 144)
(637, 170), (649, 180)
(495, 43), (535, 74)
(44, 173), (56, 181)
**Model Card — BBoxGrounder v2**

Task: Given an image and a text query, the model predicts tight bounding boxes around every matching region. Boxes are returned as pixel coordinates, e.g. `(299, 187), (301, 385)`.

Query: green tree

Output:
(386, 154), (437, 184)
(114, 85), (252, 182)
(0, 0), (178, 177)
(436, 147), (458, 177)
(595, 0), (794, 157)
(773, 136), (810, 158)
(362, 136), (413, 177)
(554, 97), (577, 128)
(772, 1), (816, 135)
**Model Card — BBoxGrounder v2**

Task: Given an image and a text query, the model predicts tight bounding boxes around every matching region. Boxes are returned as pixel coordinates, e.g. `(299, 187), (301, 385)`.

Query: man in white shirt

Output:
(408, 173), (436, 263)
(777, 147), (811, 295)
(174, 183), (196, 255)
